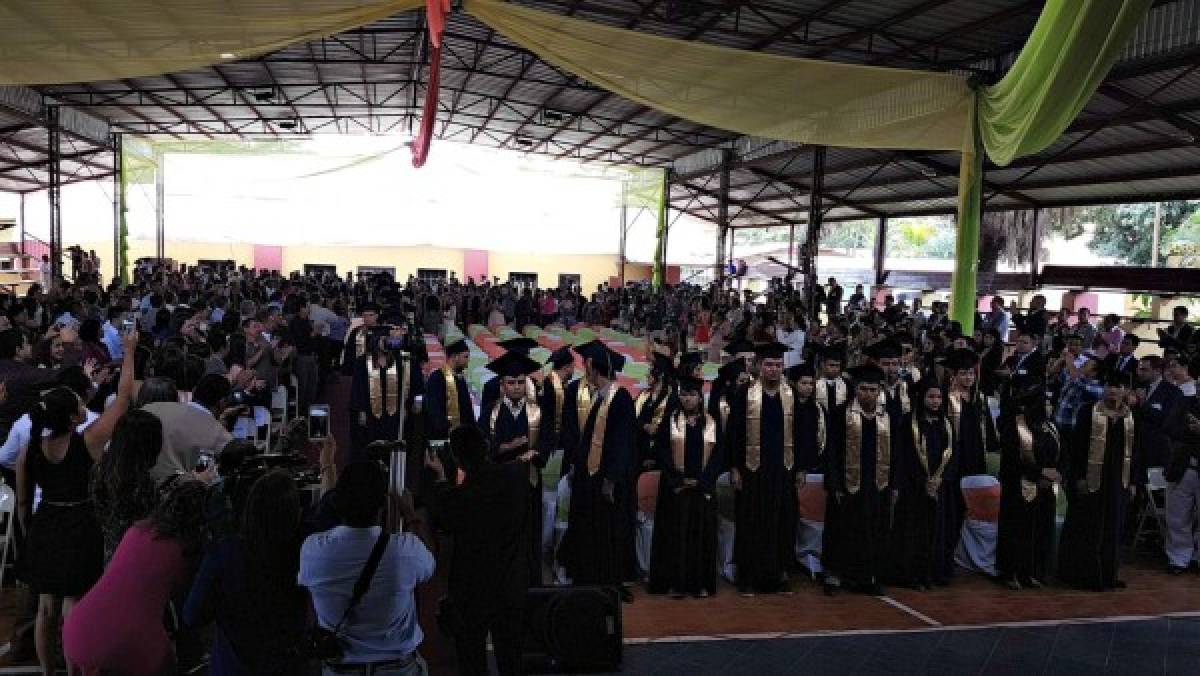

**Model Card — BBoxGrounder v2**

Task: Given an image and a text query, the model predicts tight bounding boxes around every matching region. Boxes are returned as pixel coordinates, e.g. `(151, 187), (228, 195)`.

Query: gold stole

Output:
(669, 411), (716, 474)
(1015, 415), (1039, 502)
(547, 370), (566, 428)
(844, 401), (891, 494)
(575, 379), (592, 427)
(744, 382), (795, 472)
(635, 387), (669, 430)
(441, 366), (461, 428)
(912, 416), (952, 497)
(586, 385), (618, 476)
(889, 379), (911, 415)
(1086, 404), (1135, 492)
(718, 396), (731, 431)
(816, 377), (846, 409)
(948, 389), (987, 448)
(490, 399), (543, 485)
(368, 359), (400, 418)
(350, 327), (367, 360)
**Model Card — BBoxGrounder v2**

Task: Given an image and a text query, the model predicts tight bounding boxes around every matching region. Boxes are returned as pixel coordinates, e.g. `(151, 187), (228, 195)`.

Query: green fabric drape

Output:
(950, 0), (1153, 332)
(652, 171), (668, 291)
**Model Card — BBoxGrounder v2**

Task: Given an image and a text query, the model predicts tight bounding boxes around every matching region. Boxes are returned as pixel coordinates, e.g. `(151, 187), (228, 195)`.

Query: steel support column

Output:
(18, 193), (25, 256)
(715, 150), (730, 288)
(803, 146), (826, 321)
(154, 148), (165, 260)
(47, 105), (63, 282)
(112, 134), (122, 285)
(618, 181), (627, 288)
(874, 217), (888, 286)
(1029, 208), (1041, 286)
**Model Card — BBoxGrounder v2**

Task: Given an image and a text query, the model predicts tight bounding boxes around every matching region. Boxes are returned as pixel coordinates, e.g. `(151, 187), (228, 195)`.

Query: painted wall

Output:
(487, 251), (617, 292)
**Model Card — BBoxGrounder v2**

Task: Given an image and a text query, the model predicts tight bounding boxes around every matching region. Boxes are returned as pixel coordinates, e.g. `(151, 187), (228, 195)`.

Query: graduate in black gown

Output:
(481, 337), (540, 417)
(790, 362), (827, 476)
(871, 339), (915, 421)
(425, 338), (476, 440)
(815, 345), (849, 412)
(996, 376), (1062, 590)
(728, 342), (801, 595)
(348, 327), (424, 460)
(556, 347), (592, 483)
(634, 353), (675, 472)
(538, 346), (576, 458)
(708, 358), (748, 436)
(647, 374), (723, 598)
(558, 340), (637, 601)
(340, 302), (381, 375)
(944, 348), (997, 476)
(893, 380), (959, 589)
(824, 364), (898, 596)
(1058, 371), (1136, 591)
(481, 350), (550, 585)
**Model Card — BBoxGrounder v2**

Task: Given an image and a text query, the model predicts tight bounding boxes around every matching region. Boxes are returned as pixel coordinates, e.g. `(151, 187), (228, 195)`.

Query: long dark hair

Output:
(91, 410), (163, 532)
(28, 387), (81, 459)
(242, 470), (303, 591)
(146, 479), (210, 559)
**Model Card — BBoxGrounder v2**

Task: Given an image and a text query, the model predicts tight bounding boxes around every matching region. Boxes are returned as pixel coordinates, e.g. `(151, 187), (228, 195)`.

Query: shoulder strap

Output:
(334, 529), (390, 632)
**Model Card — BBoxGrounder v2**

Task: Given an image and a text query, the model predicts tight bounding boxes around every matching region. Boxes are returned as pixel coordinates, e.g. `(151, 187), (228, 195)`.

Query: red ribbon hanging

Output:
(410, 42), (441, 168)
(426, 0), (451, 48)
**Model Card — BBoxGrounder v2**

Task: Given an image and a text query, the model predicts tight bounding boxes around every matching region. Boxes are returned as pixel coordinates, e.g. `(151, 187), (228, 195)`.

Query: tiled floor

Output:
(608, 617), (1200, 675)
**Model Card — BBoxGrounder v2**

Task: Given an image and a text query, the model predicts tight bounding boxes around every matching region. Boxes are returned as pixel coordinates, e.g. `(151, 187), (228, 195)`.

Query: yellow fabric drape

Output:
(0, 1), (424, 84)
(465, 0), (973, 153)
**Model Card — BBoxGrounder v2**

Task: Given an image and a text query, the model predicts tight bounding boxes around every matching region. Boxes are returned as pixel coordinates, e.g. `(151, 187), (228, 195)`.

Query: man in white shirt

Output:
(101, 306), (126, 362)
(775, 312), (806, 369)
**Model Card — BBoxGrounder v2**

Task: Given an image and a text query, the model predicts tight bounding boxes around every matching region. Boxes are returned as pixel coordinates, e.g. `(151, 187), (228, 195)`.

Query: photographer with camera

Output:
(145, 373), (241, 485)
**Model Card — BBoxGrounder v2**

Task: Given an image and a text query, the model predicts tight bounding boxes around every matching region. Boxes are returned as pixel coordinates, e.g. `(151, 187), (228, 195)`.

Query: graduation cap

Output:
(679, 351), (704, 370)
(788, 361), (816, 380)
(677, 374), (705, 394)
(754, 341), (789, 360)
(359, 301), (380, 313)
(496, 337), (539, 354)
(716, 358), (745, 382)
(485, 351), (541, 378)
(445, 338), (469, 356)
(548, 346), (575, 368)
(575, 339), (626, 377)
(848, 364), (886, 385)
(864, 338), (902, 360)
(723, 338), (755, 356)
(651, 352), (675, 377)
(817, 343), (847, 364)
(943, 348), (980, 371)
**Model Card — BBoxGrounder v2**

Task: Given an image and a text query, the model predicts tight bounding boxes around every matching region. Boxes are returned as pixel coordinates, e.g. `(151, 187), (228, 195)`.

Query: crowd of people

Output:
(0, 261), (1198, 675)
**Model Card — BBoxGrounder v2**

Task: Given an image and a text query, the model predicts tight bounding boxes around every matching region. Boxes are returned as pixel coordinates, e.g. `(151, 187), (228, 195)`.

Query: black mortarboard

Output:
(651, 352), (674, 377)
(548, 346), (574, 368)
(445, 338), (469, 356)
(864, 338), (902, 360)
(677, 375), (705, 394)
(496, 337), (539, 354)
(576, 339), (626, 377)
(717, 358), (745, 382)
(943, 348), (980, 371)
(359, 302), (380, 313)
(723, 338), (755, 355)
(679, 351), (704, 369)
(754, 341), (789, 359)
(818, 343), (847, 364)
(485, 351), (541, 378)
(787, 362), (816, 380)
(848, 364), (886, 385)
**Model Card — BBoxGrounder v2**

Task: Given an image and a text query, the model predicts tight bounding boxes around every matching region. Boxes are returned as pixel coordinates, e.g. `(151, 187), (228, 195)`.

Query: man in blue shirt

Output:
(299, 461), (435, 675)
(1054, 354), (1104, 434)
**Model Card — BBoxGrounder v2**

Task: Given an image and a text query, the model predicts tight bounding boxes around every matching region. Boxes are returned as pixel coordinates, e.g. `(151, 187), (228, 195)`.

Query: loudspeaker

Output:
(522, 586), (622, 673)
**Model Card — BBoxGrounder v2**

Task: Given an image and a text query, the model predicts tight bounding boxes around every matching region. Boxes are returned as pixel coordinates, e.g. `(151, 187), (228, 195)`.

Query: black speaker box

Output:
(522, 586), (622, 673)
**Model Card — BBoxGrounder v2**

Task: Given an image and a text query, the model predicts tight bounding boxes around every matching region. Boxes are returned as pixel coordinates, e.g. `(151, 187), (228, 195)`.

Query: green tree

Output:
(1051, 201), (1199, 265)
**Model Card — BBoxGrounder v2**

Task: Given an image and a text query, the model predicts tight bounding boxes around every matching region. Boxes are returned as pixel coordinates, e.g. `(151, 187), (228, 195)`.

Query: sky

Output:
(0, 137), (715, 263)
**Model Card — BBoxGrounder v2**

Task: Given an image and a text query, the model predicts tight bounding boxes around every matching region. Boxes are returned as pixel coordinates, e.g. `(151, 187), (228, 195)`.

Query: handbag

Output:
(296, 528), (390, 662)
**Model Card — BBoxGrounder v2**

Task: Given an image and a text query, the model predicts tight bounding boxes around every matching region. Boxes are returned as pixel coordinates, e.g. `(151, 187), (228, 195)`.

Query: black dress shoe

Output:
(1005, 577), (1022, 591)
(1168, 565), (1188, 575)
(737, 584), (755, 597)
(863, 583), (885, 596)
(823, 581), (838, 596)
(1023, 577), (1043, 589)
(618, 587), (635, 603)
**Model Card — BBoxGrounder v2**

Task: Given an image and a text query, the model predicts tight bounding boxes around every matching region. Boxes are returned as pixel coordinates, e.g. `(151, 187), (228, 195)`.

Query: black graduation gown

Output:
(425, 367), (476, 440)
(634, 387), (673, 472)
(483, 399), (551, 585)
(340, 325), (371, 375)
(558, 386), (636, 586)
(538, 375), (567, 453)
(557, 377), (588, 482)
(824, 404), (896, 588)
(996, 413), (1061, 583)
(481, 377), (502, 423)
(728, 384), (799, 593)
(347, 353), (424, 460)
(893, 414), (960, 586)
(647, 413), (723, 596)
(950, 391), (996, 477)
(795, 399), (827, 474)
(1058, 403), (1131, 590)
(434, 461), (531, 619)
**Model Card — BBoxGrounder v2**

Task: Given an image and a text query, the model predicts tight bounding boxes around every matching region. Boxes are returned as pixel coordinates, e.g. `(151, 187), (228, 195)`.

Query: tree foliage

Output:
(1048, 201), (1199, 265)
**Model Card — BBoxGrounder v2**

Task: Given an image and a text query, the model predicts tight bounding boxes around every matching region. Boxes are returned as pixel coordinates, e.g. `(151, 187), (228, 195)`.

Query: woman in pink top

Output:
(64, 480), (210, 676)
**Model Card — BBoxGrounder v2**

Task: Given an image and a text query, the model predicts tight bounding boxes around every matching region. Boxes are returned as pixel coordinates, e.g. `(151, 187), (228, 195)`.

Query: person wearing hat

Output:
(678, 351), (705, 381)
(707, 358), (748, 434)
(815, 345), (848, 411)
(481, 337), (540, 417)
(892, 378), (960, 591)
(823, 363), (897, 596)
(944, 348), (997, 477)
(634, 353), (677, 473)
(646, 374), (723, 598)
(995, 375), (1062, 591)
(537, 346), (577, 459)
(340, 301), (381, 375)
(1058, 370), (1136, 591)
(558, 340), (636, 601)
(348, 326), (425, 460)
(481, 351), (550, 585)
(555, 345), (594, 482)
(727, 341), (801, 595)
(790, 361), (827, 477)
(425, 338), (476, 441)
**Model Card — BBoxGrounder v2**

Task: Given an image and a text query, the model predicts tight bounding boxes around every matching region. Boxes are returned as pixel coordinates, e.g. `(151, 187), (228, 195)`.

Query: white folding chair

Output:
(287, 374), (300, 422)
(269, 385), (289, 444)
(1132, 466), (1169, 551)
(0, 480), (16, 590)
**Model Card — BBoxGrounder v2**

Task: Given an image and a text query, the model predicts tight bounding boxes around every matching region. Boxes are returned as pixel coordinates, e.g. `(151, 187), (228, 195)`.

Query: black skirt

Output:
(26, 501), (103, 597)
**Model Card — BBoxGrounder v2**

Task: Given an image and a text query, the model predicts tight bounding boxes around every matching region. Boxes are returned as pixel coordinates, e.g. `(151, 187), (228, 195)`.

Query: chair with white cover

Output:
(795, 473), (827, 576)
(954, 474), (1001, 576)
(1131, 466), (1169, 551)
(635, 471), (660, 576)
(0, 479), (16, 590)
(270, 385), (289, 429)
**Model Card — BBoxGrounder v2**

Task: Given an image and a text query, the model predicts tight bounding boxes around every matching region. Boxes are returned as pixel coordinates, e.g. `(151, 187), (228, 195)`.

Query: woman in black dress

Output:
(893, 379), (960, 589)
(647, 375), (723, 597)
(16, 329), (137, 674)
